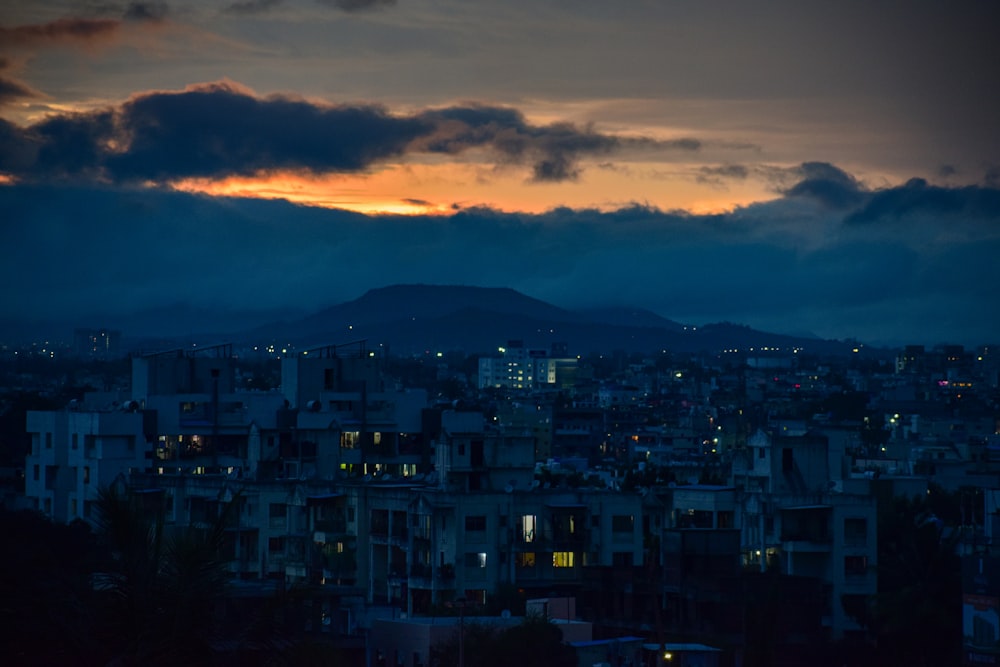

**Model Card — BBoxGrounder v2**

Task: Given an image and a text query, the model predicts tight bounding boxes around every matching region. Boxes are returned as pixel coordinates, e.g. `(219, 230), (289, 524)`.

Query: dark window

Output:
(844, 555), (867, 576)
(269, 503), (286, 519)
(845, 518), (867, 545)
(612, 551), (634, 567)
(782, 448), (794, 472)
(465, 515), (486, 531)
(612, 515), (634, 532)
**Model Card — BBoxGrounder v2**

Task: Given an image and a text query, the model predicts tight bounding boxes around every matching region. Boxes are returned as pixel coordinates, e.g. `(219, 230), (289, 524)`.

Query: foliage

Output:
(92, 484), (235, 665)
(0, 509), (103, 665)
(431, 615), (577, 667)
(865, 491), (962, 667)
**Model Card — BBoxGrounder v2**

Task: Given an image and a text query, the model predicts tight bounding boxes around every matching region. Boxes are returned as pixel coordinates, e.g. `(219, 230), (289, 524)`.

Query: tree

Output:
(0, 509), (102, 665)
(431, 615), (577, 667)
(867, 492), (962, 667)
(92, 484), (235, 665)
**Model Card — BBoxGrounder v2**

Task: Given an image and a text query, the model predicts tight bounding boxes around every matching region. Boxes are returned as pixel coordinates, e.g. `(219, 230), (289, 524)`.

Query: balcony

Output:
(781, 538), (832, 553)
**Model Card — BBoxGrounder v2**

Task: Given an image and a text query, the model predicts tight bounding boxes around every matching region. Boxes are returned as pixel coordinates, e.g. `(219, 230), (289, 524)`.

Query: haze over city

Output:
(2, 1), (999, 346)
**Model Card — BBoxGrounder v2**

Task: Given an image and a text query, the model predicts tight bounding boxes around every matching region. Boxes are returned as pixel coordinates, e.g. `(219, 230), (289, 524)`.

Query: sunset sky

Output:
(2, 1), (999, 346)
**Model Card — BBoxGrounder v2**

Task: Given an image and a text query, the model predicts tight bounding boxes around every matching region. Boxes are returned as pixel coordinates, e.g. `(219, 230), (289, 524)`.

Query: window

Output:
(552, 551), (575, 568)
(347, 507), (355, 522)
(516, 552), (536, 568)
(268, 537), (285, 552)
(758, 447), (765, 459)
(465, 515), (486, 531)
(46, 433), (52, 449)
(72, 434), (78, 450)
(269, 503), (286, 519)
(613, 552), (634, 567)
(464, 552), (487, 568)
(612, 515), (634, 533)
(520, 515), (536, 543)
(782, 448), (793, 472)
(340, 432), (359, 449)
(844, 555), (867, 576)
(83, 467), (90, 484)
(845, 518), (867, 545)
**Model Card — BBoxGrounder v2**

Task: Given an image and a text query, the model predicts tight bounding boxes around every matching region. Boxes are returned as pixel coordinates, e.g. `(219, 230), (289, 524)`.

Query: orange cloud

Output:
(0, 18), (121, 47)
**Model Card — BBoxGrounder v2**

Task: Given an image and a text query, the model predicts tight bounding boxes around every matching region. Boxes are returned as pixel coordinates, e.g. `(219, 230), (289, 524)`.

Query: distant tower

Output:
(73, 328), (121, 359)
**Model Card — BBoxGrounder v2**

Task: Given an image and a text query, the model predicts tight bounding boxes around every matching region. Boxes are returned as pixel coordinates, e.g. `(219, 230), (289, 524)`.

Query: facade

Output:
(24, 406), (148, 522)
(478, 340), (578, 390)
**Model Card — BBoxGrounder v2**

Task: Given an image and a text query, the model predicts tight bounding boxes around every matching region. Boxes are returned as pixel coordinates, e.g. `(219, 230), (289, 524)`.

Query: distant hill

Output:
(246, 284), (857, 356)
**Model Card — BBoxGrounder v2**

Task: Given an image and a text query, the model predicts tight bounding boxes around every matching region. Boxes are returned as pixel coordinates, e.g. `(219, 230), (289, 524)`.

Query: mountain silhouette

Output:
(245, 284), (856, 356)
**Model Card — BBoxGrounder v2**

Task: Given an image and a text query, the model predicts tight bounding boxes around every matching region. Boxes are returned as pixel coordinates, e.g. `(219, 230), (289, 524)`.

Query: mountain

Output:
(246, 284), (858, 356)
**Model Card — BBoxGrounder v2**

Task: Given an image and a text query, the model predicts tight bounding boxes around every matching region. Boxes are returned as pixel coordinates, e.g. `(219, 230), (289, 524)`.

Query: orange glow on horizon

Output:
(168, 158), (783, 216)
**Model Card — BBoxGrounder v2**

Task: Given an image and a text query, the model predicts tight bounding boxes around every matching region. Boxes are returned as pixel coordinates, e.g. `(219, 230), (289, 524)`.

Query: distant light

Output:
(436, 352), (443, 358)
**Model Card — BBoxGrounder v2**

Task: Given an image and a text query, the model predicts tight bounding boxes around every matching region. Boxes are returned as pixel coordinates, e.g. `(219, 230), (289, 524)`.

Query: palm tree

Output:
(93, 484), (235, 665)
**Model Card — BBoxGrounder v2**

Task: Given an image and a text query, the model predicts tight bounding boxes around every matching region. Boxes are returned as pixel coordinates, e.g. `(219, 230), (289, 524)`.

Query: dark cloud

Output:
(0, 75), (40, 106)
(123, 2), (169, 22)
(845, 178), (1000, 224)
(415, 104), (687, 183)
(316, 0), (398, 12)
(0, 18), (120, 46)
(2, 180), (997, 346)
(696, 164), (748, 186)
(223, 0), (285, 15)
(0, 83), (674, 184)
(985, 165), (1000, 188)
(783, 161), (865, 209)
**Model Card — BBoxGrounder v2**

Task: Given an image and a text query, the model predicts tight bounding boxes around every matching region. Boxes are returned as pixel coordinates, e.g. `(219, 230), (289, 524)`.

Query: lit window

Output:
(464, 552), (487, 568)
(521, 515), (536, 543)
(553, 552), (575, 568)
(516, 552), (536, 568)
(340, 432), (359, 449)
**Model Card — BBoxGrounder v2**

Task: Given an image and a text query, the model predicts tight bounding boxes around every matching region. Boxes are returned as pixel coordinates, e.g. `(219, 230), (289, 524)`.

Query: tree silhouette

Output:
(867, 492), (962, 666)
(431, 615), (577, 667)
(93, 484), (235, 665)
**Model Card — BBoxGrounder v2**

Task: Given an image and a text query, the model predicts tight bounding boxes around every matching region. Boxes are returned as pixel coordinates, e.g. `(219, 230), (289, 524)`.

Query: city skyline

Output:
(2, 1), (999, 346)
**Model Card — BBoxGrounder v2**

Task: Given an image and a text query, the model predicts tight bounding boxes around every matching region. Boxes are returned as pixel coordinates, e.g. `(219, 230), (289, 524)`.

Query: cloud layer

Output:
(2, 165), (998, 346)
(0, 82), (697, 184)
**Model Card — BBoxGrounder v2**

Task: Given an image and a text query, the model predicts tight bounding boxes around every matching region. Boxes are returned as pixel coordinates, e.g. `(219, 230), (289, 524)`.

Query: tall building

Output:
(73, 328), (121, 359)
(478, 340), (578, 390)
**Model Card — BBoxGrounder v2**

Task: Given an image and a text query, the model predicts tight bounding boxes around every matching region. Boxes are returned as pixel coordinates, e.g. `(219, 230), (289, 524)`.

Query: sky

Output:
(1, 0), (999, 347)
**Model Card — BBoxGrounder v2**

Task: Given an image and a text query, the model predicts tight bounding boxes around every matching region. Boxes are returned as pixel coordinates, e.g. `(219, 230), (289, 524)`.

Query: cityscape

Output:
(2, 315), (998, 665)
(3, 1), (1000, 666)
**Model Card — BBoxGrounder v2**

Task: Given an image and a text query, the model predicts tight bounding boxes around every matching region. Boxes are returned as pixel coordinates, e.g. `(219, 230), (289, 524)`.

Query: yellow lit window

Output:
(553, 551), (574, 568)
